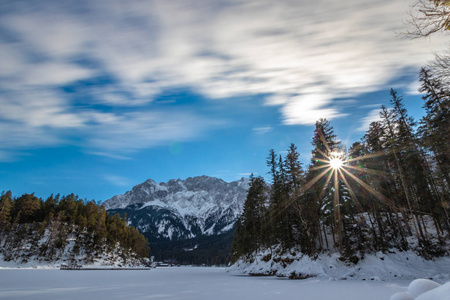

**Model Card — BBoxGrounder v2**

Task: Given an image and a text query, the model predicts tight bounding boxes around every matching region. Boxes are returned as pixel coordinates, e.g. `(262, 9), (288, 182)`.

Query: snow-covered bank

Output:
(228, 250), (450, 282)
(0, 251), (149, 270)
(0, 222), (149, 269)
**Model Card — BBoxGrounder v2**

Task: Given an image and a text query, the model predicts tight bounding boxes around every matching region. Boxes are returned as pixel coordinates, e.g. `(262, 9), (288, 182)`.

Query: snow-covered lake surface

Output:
(0, 267), (410, 300)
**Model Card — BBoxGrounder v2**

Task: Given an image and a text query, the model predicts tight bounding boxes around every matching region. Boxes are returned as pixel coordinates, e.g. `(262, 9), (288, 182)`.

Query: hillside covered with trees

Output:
(232, 67), (449, 266)
(0, 192), (150, 267)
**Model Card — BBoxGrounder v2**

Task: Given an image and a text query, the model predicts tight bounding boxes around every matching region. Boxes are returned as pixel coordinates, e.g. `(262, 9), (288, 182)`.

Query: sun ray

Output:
(318, 130), (333, 155)
(316, 158), (331, 163)
(318, 167), (335, 199)
(346, 150), (392, 164)
(340, 167), (399, 210)
(262, 140), (409, 249)
(343, 164), (388, 176)
(315, 148), (330, 161)
(302, 167), (332, 192)
(337, 168), (364, 213)
(309, 164), (332, 172)
(333, 169), (341, 238)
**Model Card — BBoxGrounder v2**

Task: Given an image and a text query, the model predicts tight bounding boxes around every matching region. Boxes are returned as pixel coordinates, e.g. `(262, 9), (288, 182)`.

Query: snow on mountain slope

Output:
(103, 176), (250, 240)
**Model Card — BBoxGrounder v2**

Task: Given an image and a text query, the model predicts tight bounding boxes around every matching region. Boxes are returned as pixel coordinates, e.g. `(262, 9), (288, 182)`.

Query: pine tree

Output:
(418, 68), (450, 189)
(359, 122), (409, 250)
(266, 150), (292, 250)
(13, 193), (41, 224)
(390, 89), (442, 244)
(418, 68), (450, 235)
(0, 191), (13, 232)
(233, 174), (267, 258)
(266, 149), (281, 247)
(308, 118), (341, 248)
(283, 144), (305, 249)
(284, 143), (304, 195)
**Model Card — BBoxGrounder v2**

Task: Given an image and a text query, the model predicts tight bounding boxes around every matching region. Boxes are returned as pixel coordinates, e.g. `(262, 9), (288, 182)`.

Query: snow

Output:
(140, 199), (167, 209)
(390, 279), (450, 300)
(0, 242), (148, 270)
(416, 282), (450, 300)
(229, 249), (450, 282)
(0, 267), (409, 300)
(219, 222), (235, 233)
(408, 279), (442, 298)
(390, 292), (415, 300)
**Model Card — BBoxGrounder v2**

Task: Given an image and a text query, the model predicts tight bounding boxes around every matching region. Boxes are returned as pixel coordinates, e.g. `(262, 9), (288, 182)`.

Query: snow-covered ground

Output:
(390, 279), (450, 300)
(229, 250), (450, 282)
(0, 267), (411, 300)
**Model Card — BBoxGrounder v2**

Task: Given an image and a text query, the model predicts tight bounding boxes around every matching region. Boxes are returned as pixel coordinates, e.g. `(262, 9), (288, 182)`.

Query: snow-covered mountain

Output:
(103, 176), (250, 241)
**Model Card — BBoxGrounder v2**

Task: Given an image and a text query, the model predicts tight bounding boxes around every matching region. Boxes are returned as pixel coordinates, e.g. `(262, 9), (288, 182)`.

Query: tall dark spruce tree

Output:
(308, 118), (341, 249)
(418, 68), (450, 235)
(266, 149), (292, 251)
(356, 121), (409, 251)
(232, 174), (267, 260)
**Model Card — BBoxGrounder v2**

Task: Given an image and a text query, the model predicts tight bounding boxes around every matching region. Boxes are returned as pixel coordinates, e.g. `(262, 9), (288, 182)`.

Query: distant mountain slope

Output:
(103, 176), (250, 265)
(104, 176), (250, 240)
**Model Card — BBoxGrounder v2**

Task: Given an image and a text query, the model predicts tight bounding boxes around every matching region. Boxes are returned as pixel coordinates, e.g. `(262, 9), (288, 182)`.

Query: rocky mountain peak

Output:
(103, 176), (250, 240)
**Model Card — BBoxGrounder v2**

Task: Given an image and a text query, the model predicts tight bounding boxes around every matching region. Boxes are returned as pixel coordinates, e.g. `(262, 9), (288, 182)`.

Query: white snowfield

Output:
(228, 250), (450, 300)
(0, 267), (412, 300)
(0, 266), (447, 300)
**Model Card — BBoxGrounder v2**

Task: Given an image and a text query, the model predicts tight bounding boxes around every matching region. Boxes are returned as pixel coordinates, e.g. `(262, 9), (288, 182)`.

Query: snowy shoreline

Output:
(0, 253), (149, 270)
(228, 250), (450, 283)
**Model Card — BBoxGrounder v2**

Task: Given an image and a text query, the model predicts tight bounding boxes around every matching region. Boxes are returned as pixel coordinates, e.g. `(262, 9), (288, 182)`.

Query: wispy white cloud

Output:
(237, 172), (259, 180)
(85, 110), (220, 153)
(0, 119), (63, 161)
(405, 79), (424, 96)
(87, 152), (132, 160)
(0, 90), (86, 129)
(357, 109), (382, 132)
(104, 175), (131, 187)
(281, 94), (348, 125)
(252, 126), (273, 135)
(359, 104), (383, 109)
(0, 0), (446, 159)
(238, 173), (255, 176)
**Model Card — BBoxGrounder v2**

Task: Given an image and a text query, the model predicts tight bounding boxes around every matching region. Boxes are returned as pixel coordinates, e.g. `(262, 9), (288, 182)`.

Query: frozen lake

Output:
(0, 267), (409, 300)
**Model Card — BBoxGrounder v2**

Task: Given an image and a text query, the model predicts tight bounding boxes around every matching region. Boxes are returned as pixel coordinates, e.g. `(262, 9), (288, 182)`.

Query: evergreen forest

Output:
(0, 192), (149, 265)
(232, 67), (450, 263)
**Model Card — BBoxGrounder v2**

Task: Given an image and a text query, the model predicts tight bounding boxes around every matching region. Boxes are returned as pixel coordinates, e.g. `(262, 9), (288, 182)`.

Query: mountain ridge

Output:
(103, 175), (250, 240)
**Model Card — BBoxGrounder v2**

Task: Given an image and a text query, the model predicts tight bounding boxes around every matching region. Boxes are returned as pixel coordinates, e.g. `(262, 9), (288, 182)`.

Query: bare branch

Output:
(405, 0), (450, 38)
(429, 50), (450, 83)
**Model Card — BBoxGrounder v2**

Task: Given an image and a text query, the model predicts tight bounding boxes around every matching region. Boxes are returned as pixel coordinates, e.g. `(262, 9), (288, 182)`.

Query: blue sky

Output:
(0, 0), (447, 202)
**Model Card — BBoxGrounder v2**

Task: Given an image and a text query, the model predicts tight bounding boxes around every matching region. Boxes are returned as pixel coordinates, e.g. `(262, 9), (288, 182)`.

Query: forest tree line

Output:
(0, 192), (150, 260)
(232, 63), (449, 263)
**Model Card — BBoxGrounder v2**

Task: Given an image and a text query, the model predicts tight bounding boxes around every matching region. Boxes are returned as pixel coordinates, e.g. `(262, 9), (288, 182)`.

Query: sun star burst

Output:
(329, 152), (344, 169)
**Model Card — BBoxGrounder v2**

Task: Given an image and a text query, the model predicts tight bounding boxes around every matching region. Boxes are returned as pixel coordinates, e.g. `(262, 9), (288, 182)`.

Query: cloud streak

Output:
(85, 110), (220, 153)
(104, 175), (131, 187)
(0, 0), (446, 159)
(357, 109), (383, 132)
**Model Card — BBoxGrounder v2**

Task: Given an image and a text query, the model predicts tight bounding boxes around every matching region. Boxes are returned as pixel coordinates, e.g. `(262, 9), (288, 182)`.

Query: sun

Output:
(298, 133), (401, 246)
(329, 151), (344, 169)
